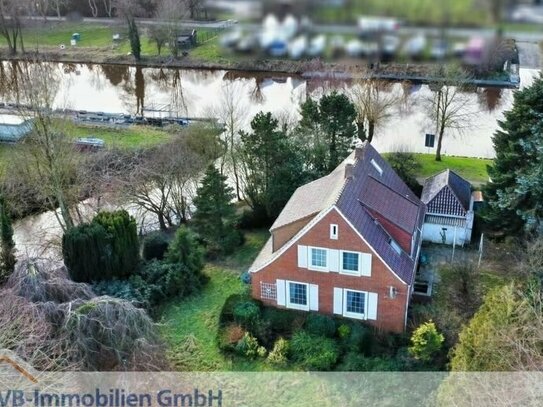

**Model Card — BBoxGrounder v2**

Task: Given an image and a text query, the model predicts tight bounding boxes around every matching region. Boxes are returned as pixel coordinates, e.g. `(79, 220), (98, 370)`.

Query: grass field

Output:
(159, 230), (271, 371)
(0, 22), (221, 59)
(412, 154), (492, 184)
(64, 122), (175, 148)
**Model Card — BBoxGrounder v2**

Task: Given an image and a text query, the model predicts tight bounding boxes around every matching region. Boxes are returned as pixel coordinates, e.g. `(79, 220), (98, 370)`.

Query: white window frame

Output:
(286, 281), (310, 311)
(390, 239), (402, 255)
(308, 246), (328, 272)
(330, 224), (339, 240)
(339, 250), (361, 276)
(343, 289), (367, 320)
(370, 159), (383, 175)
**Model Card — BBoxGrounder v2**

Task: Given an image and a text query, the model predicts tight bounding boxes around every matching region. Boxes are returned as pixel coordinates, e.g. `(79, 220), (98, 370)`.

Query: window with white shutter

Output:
(276, 279), (286, 306)
(297, 245), (308, 268)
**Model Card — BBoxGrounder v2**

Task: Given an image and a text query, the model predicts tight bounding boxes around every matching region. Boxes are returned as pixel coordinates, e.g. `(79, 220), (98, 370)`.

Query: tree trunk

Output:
(436, 123), (445, 162)
(356, 120), (366, 142)
(157, 213), (167, 230)
(367, 121), (375, 143)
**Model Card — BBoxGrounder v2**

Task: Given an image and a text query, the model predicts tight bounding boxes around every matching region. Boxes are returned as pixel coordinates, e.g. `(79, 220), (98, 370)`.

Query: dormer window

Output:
(389, 238), (402, 255)
(370, 159), (383, 176)
(330, 224), (338, 240)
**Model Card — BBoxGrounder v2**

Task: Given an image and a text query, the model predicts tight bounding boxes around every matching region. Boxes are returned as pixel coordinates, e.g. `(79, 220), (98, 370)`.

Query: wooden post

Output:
(451, 226), (457, 262)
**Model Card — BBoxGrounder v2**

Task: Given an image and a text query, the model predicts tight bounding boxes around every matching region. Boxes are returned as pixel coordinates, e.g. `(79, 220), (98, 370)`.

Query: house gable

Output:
(427, 186), (467, 217)
(251, 207), (410, 332)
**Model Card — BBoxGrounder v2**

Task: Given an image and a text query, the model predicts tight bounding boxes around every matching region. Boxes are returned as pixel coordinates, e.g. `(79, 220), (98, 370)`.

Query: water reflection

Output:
(0, 61), (538, 158)
(477, 88), (504, 112)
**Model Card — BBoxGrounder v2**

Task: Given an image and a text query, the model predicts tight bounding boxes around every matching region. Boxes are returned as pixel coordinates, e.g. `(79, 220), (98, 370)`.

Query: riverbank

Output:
(0, 49), (520, 89)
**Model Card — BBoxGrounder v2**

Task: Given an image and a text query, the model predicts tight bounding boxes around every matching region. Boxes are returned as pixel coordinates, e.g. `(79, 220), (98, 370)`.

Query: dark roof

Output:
(250, 143), (425, 286)
(336, 143), (425, 285)
(421, 169), (471, 216)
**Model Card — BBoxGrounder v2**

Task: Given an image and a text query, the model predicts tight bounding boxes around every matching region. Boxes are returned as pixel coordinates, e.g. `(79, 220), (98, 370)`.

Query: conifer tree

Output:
(192, 165), (241, 256)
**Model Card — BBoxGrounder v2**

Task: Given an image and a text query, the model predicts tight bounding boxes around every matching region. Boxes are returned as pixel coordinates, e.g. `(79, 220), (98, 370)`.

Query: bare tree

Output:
(422, 66), (478, 161)
(349, 79), (400, 143)
(0, 0), (28, 55)
(118, 138), (205, 230)
(6, 60), (81, 231)
(213, 81), (249, 201)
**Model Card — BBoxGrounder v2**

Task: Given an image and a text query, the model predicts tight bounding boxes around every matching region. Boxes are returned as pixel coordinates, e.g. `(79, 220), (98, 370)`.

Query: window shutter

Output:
(367, 292), (378, 320)
(309, 284), (319, 311)
(360, 253), (372, 276)
(328, 249), (339, 272)
(297, 245), (308, 268)
(276, 279), (286, 306)
(333, 287), (343, 315)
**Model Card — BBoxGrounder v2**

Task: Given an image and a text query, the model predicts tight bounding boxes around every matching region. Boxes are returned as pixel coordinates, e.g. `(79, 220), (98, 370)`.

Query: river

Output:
(0, 61), (540, 159)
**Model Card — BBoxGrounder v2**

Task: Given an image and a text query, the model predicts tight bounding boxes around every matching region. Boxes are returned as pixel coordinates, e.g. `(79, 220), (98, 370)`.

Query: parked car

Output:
(431, 39), (448, 60)
(288, 36), (307, 59)
(403, 34), (427, 59)
(307, 35), (326, 57)
(269, 40), (288, 57)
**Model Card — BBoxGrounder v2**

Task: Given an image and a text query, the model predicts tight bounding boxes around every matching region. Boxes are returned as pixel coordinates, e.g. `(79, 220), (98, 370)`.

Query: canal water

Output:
(0, 61), (539, 158)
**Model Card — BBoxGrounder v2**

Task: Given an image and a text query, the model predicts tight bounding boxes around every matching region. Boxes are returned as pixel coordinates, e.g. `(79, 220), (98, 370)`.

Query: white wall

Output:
(422, 223), (468, 246)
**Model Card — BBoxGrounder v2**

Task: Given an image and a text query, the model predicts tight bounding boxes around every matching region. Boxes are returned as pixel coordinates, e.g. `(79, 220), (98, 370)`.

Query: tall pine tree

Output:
(240, 112), (305, 221)
(484, 73), (543, 234)
(192, 165), (241, 257)
(295, 91), (357, 177)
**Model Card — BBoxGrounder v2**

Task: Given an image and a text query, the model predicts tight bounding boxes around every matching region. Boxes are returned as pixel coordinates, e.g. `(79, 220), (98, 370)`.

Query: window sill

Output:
(286, 303), (310, 311)
(308, 265), (329, 272)
(343, 311), (366, 320)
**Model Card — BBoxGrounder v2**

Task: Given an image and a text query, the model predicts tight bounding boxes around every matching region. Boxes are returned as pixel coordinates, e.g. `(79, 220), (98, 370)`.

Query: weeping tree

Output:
(2, 258), (166, 371)
(62, 297), (166, 371)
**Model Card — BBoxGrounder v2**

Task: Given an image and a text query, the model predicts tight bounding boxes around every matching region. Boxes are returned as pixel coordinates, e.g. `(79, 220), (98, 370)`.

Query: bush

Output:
(165, 226), (204, 274)
(341, 323), (374, 355)
(267, 337), (289, 366)
(219, 294), (250, 325)
(142, 232), (170, 261)
(233, 300), (261, 330)
(137, 259), (205, 307)
(409, 321), (445, 362)
(337, 352), (405, 372)
(92, 279), (146, 306)
(337, 324), (351, 339)
(93, 210), (140, 278)
(290, 330), (339, 370)
(304, 314), (336, 338)
(262, 307), (305, 335)
(235, 332), (260, 359)
(63, 210), (140, 282)
(217, 324), (246, 352)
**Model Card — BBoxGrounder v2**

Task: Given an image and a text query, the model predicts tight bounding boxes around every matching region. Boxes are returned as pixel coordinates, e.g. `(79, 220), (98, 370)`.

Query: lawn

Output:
(159, 229), (271, 371)
(412, 154), (492, 184)
(64, 121), (175, 149)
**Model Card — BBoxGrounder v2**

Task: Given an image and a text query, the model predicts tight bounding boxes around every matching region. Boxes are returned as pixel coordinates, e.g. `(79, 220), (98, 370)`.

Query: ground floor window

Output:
(287, 281), (308, 310)
(261, 282), (277, 300)
(344, 289), (366, 317)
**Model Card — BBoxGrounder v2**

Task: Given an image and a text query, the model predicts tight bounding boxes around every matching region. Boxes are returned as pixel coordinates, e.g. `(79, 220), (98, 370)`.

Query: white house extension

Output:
(420, 169), (479, 246)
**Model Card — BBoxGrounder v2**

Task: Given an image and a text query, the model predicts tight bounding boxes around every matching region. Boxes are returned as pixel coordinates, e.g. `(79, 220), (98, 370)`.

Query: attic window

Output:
(370, 159), (383, 176)
(330, 224), (338, 240)
(389, 239), (402, 255)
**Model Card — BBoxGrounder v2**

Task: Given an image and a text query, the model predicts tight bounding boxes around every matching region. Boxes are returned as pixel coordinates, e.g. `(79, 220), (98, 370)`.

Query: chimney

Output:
(344, 163), (354, 179)
(354, 142), (367, 160)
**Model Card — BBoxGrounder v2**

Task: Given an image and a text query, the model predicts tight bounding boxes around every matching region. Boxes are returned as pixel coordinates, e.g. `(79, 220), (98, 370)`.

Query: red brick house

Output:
(249, 142), (426, 332)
